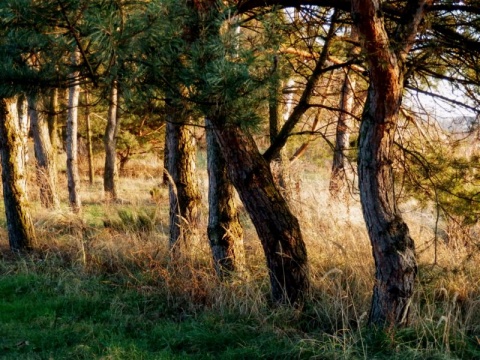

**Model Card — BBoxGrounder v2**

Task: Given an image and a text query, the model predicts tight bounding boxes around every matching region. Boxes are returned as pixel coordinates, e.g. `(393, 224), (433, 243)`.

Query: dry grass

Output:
(2, 153), (480, 358)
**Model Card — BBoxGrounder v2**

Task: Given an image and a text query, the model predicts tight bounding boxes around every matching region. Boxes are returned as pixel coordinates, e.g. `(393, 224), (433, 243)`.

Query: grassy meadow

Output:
(1, 153), (480, 359)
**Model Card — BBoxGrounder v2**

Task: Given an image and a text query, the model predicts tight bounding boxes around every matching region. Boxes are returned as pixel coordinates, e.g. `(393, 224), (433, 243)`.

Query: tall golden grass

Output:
(3, 151), (479, 356)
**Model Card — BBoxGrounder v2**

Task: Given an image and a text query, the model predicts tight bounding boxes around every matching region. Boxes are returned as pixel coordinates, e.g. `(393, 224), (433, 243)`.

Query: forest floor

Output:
(1, 156), (480, 359)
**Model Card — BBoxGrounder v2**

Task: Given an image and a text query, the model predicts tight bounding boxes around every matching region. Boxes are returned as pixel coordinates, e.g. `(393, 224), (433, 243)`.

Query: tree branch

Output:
(262, 9), (340, 163)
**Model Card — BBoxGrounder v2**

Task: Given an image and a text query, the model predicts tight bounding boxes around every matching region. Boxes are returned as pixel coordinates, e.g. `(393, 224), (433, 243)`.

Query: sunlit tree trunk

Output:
(0, 97), (36, 252)
(28, 95), (60, 209)
(166, 104), (201, 252)
(104, 80), (120, 200)
(206, 118), (245, 278)
(330, 27), (359, 197)
(16, 95), (30, 167)
(66, 50), (82, 213)
(352, 0), (429, 327)
(329, 69), (356, 197)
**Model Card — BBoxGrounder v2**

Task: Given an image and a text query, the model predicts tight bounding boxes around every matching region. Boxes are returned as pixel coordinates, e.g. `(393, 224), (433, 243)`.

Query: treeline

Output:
(1, 0), (479, 329)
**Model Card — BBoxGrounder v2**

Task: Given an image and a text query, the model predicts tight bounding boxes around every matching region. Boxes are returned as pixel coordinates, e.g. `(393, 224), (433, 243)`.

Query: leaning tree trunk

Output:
(352, 0), (429, 327)
(66, 50), (82, 213)
(28, 95), (60, 209)
(166, 107), (201, 252)
(0, 97), (36, 251)
(206, 118), (245, 278)
(211, 121), (309, 305)
(104, 80), (120, 200)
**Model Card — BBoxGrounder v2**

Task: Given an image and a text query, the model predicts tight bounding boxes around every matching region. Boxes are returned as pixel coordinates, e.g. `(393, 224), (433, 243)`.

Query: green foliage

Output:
(399, 132), (480, 226)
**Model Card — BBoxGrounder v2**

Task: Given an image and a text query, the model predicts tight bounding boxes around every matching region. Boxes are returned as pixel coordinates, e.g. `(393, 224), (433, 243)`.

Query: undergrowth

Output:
(0, 166), (480, 359)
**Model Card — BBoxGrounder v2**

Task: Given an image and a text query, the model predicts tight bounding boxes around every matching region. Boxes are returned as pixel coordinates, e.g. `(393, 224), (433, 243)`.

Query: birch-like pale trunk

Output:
(85, 90), (95, 185)
(104, 80), (120, 200)
(28, 95), (60, 209)
(66, 50), (82, 213)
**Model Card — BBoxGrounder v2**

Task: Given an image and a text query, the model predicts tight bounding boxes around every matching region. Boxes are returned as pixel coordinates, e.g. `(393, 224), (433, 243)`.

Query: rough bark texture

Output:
(104, 81), (119, 200)
(206, 118), (245, 278)
(0, 97), (36, 251)
(166, 110), (201, 251)
(211, 121), (309, 305)
(352, 0), (429, 327)
(66, 50), (82, 213)
(28, 96), (60, 209)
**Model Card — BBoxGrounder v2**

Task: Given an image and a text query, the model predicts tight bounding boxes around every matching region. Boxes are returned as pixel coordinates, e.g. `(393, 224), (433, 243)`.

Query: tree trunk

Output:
(104, 80), (120, 200)
(162, 135), (169, 186)
(0, 97), (36, 252)
(330, 27), (359, 197)
(166, 108), (201, 251)
(206, 118), (245, 278)
(28, 95), (60, 209)
(352, 0), (429, 327)
(211, 121), (309, 305)
(47, 88), (59, 163)
(66, 50), (82, 213)
(16, 95), (30, 167)
(269, 70), (288, 192)
(329, 69), (356, 197)
(85, 90), (95, 185)
(359, 88), (417, 327)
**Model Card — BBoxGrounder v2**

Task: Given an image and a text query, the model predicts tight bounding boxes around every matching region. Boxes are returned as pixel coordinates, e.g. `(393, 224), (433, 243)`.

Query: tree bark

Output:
(330, 26), (359, 197)
(66, 50), (82, 213)
(211, 121), (309, 305)
(0, 97), (36, 252)
(206, 118), (245, 278)
(16, 95), (30, 167)
(28, 95), (60, 209)
(166, 107), (201, 251)
(352, 0), (430, 327)
(268, 68), (288, 192)
(84, 90), (95, 185)
(104, 80), (120, 200)
(47, 88), (59, 163)
(329, 68), (356, 197)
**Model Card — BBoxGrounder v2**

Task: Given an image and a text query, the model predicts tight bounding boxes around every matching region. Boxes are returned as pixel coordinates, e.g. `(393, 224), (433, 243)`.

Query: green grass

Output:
(0, 264), (305, 359)
(1, 162), (480, 359)
(1, 256), (479, 360)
